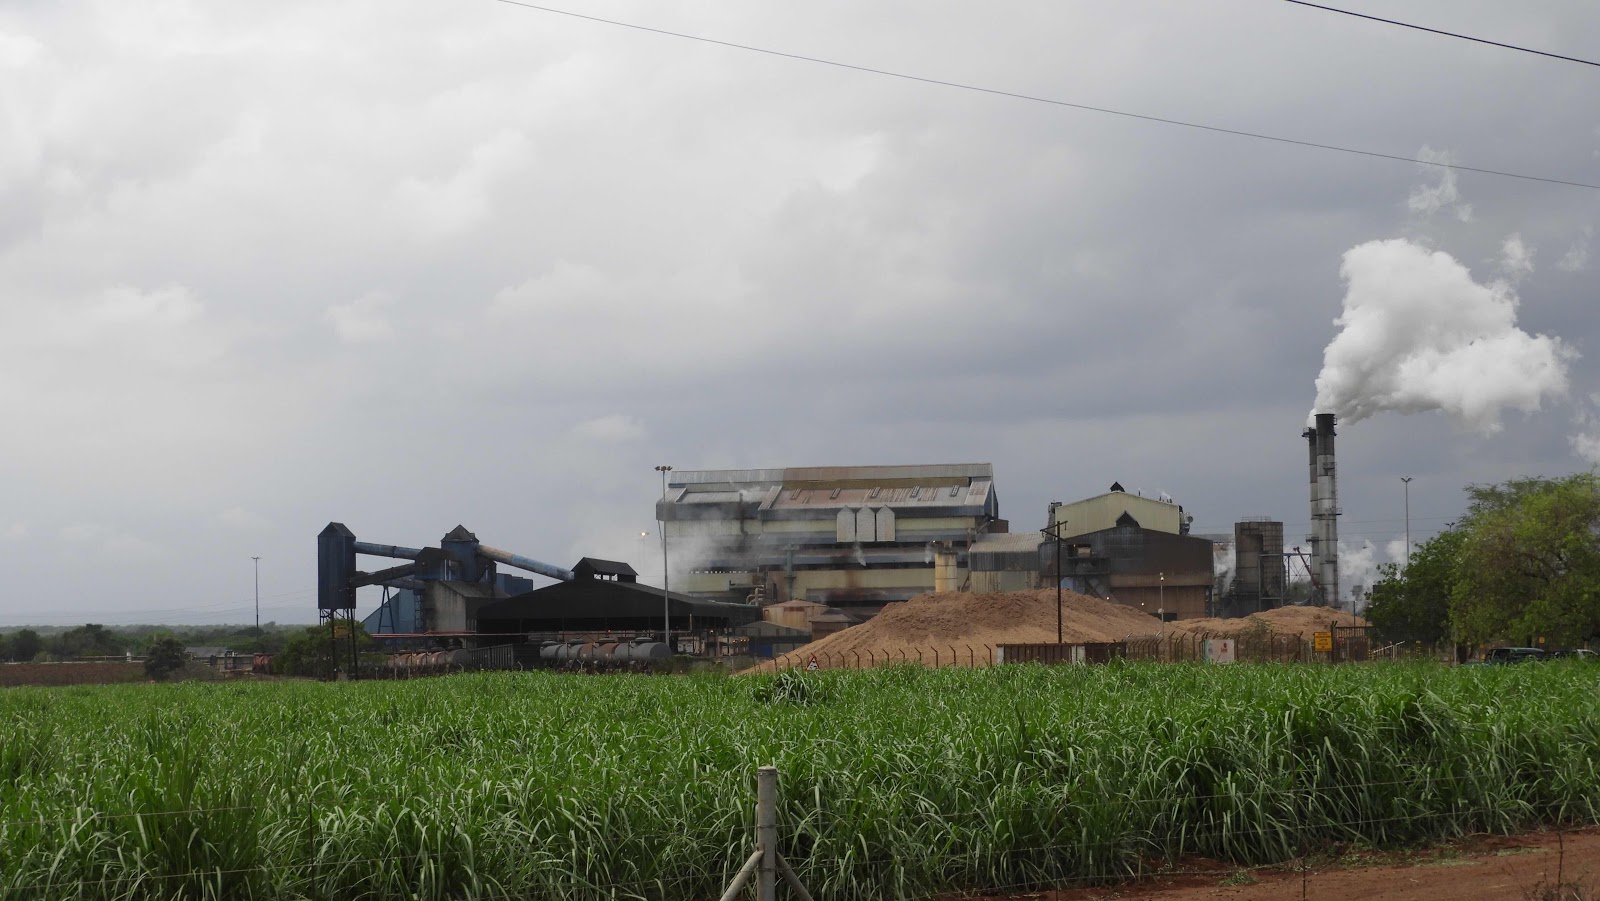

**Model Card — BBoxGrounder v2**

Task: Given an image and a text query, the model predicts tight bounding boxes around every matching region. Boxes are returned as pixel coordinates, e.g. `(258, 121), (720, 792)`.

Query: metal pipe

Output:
(352, 541), (424, 560)
(477, 544), (575, 582)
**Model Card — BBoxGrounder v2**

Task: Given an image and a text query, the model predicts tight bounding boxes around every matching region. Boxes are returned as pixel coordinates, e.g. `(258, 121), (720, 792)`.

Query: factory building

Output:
(1046, 484), (1214, 620)
(475, 558), (760, 636)
(964, 483), (1216, 620)
(660, 464), (1003, 617)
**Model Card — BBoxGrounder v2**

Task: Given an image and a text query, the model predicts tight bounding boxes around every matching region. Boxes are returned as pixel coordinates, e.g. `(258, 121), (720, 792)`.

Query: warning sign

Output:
(1313, 631), (1333, 652)
(806, 655), (818, 672)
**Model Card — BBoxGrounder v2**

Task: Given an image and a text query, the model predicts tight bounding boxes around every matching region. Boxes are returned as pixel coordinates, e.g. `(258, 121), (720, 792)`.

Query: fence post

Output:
(933, 648), (940, 667)
(757, 766), (777, 901)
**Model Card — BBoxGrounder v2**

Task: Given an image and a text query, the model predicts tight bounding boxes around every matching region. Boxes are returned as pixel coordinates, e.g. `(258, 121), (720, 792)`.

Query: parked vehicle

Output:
(1548, 648), (1598, 661)
(1484, 647), (1547, 664)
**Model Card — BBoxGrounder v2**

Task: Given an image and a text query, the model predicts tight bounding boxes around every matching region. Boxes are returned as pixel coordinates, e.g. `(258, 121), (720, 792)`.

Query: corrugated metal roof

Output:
(669, 464), (992, 489)
(669, 469), (785, 487)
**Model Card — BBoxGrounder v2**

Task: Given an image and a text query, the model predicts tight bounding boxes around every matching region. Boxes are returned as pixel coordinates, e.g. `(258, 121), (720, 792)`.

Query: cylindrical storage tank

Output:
(429, 650), (449, 667)
(446, 649), (471, 668)
(539, 642), (563, 661)
(614, 641), (672, 661)
(595, 641), (623, 659)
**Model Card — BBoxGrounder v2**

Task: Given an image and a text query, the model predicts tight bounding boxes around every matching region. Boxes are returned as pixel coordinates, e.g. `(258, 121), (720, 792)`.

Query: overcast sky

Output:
(0, 0), (1595, 625)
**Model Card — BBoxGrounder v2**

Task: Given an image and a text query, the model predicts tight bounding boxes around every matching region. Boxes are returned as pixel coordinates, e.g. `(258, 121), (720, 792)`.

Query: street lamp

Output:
(1400, 477), (1413, 574)
(252, 556), (261, 631)
(1158, 572), (1165, 636)
(655, 465), (673, 650)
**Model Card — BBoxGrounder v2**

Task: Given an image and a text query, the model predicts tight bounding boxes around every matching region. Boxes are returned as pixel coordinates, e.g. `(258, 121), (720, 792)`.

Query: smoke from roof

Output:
(1311, 238), (1572, 433)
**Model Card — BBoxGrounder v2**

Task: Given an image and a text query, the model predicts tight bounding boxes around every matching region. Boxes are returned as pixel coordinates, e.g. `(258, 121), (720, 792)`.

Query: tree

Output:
(1451, 473), (1600, 647)
(1365, 529), (1463, 645)
(4, 629), (42, 662)
(143, 637), (189, 681)
(51, 623), (127, 659)
(273, 622), (376, 677)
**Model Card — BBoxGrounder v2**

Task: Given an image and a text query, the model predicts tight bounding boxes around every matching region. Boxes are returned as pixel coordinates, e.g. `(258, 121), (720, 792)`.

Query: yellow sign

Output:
(1313, 631), (1333, 652)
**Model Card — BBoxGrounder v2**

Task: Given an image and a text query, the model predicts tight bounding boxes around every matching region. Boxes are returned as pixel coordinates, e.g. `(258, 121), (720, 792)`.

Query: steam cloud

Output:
(1311, 239), (1572, 433)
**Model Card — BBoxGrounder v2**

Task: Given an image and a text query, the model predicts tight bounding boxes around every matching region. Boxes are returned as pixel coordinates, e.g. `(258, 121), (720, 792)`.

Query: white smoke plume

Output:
(1311, 239), (1573, 433)
(1338, 539), (1379, 612)
(1212, 542), (1235, 595)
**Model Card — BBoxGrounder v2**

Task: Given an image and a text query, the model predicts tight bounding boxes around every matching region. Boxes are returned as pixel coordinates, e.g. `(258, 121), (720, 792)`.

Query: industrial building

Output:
(475, 558), (760, 637)
(322, 524), (758, 660)
(1048, 485), (1214, 620)
(659, 464), (1003, 617)
(965, 483), (1216, 620)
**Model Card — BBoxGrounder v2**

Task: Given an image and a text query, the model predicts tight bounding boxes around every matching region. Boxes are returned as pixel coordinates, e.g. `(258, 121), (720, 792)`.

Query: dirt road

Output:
(1026, 828), (1600, 900)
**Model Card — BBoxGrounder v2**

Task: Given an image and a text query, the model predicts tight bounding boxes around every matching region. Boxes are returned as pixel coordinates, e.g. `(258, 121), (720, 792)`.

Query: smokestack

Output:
(1313, 414), (1339, 608)
(1303, 425), (1319, 597)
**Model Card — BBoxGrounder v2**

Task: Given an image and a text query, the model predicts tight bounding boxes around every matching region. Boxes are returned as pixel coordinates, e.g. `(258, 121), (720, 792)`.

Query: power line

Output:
(490, 0), (1600, 191)
(1277, 0), (1600, 69)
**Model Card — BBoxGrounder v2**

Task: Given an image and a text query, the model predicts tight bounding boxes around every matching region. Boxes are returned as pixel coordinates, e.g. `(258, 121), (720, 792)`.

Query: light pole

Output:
(1400, 476), (1413, 574)
(251, 556), (261, 631)
(1158, 572), (1165, 635)
(655, 465), (672, 650)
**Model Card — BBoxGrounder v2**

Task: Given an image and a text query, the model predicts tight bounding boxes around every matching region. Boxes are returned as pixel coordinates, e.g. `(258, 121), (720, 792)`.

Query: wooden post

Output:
(757, 766), (777, 901)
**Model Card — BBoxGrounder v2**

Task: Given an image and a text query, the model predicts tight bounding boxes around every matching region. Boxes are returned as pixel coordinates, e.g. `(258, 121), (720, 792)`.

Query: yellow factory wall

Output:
(1053, 494), (1181, 539)
(790, 568), (944, 593)
(893, 516), (984, 533)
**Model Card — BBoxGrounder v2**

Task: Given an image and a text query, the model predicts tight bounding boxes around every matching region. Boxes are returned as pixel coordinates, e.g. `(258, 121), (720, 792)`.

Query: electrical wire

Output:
(1277, 0), (1600, 69)
(489, 0), (1600, 191)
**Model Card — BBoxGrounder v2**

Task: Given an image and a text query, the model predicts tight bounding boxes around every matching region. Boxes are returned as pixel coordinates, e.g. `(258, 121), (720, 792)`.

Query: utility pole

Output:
(252, 556), (261, 631)
(1042, 513), (1067, 645)
(1400, 476), (1413, 574)
(655, 465), (673, 651)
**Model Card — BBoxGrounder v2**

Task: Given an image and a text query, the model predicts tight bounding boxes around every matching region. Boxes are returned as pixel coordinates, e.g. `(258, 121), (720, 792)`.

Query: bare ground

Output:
(972, 828), (1600, 901)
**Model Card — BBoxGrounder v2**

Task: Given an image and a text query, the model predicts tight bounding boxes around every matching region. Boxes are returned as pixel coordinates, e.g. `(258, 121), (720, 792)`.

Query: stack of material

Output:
(1176, 605), (1366, 637)
(757, 589), (1168, 669)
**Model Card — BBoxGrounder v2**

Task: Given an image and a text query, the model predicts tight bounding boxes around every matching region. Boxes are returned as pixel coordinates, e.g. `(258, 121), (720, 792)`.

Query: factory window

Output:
(868, 487), (882, 499)
(950, 486), (961, 497)
(909, 487), (920, 499)
(788, 489), (800, 500)
(829, 488), (842, 499)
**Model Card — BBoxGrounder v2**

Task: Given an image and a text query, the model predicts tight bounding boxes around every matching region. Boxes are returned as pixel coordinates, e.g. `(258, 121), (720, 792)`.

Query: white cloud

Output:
(570, 415), (647, 443)
(1498, 233), (1534, 279)
(1, 523), (28, 541)
(326, 292), (395, 344)
(59, 524), (102, 543)
(1406, 147), (1473, 222)
(216, 506), (272, 531)
(1558, 227), (1592, 273)
(0, 30), (43, 69)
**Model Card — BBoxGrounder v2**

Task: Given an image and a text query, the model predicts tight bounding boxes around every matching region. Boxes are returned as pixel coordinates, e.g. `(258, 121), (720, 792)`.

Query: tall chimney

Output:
(1302, 424), (1320, 598)
(1314, 413), (1339, 609)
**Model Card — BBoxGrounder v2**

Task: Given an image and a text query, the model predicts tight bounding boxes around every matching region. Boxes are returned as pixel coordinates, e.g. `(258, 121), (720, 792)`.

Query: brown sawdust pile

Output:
(754, 589), (1169, 670)
(751, 594), (1367, 671)
(1175, 605), (1367, 637)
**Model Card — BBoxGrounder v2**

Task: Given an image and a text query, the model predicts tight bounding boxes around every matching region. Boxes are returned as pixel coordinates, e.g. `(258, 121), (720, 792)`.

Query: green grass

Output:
(0, 662), (1596, 900)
